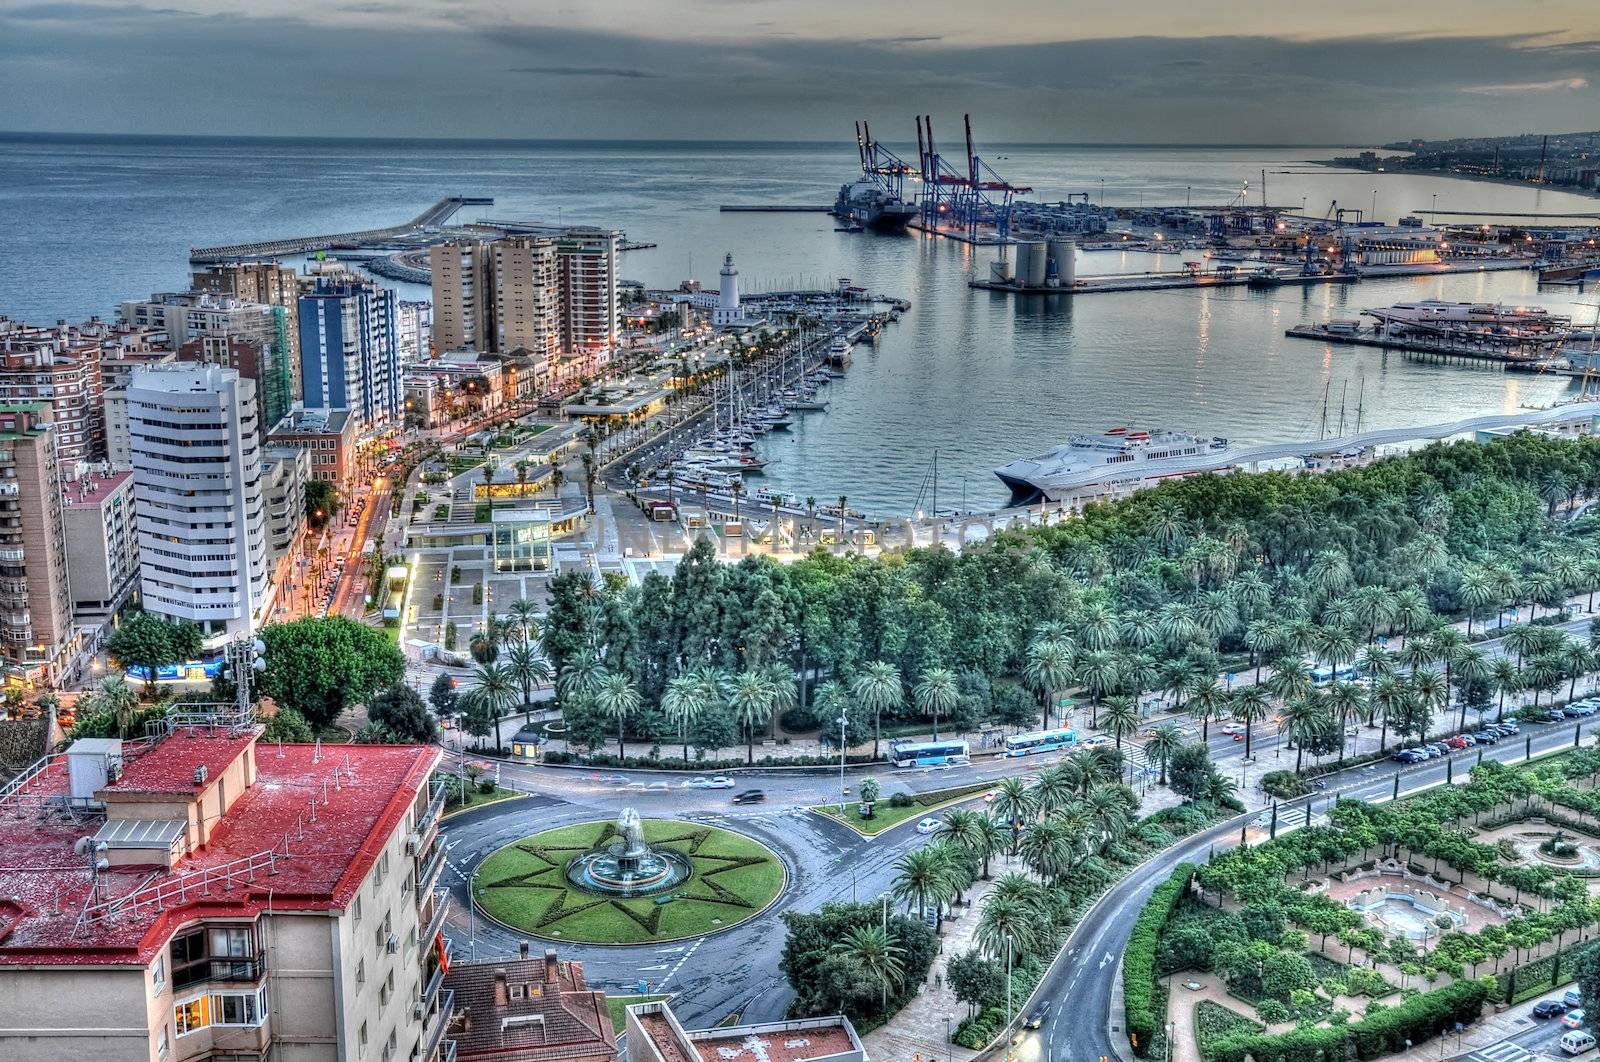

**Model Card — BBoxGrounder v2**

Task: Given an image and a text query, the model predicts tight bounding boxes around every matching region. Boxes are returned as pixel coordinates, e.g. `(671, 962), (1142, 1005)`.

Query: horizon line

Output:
(0, 129), (1368, 150)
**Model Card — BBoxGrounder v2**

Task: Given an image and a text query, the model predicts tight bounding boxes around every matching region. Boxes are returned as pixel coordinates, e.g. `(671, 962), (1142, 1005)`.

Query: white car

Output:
(682, 776), (736, 790)
(915, 817), (944, 835)
(1081, 735), (1113, 748)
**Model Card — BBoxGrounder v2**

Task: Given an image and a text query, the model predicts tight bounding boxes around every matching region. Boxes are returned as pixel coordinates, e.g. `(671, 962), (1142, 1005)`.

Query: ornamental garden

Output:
(1126, 748), (1600, 1062)
(471, 818), (784, 945)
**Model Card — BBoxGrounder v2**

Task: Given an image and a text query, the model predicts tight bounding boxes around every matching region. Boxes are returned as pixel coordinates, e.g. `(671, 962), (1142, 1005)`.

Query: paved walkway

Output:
(1163, 973), (1292, 1062)
(861, 874), (1012, 1062)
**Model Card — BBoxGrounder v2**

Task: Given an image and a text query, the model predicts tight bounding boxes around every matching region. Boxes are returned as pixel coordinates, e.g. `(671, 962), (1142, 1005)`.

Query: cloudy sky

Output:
(3, 0), (1600, 142)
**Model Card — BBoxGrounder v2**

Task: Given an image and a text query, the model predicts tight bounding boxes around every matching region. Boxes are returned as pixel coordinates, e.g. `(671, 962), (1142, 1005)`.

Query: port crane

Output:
(854, 121), (916, 201)
(915, 114), (1031, 240)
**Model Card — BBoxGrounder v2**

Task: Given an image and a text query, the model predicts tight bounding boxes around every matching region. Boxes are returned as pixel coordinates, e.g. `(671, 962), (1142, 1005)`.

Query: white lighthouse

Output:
(714, 252), (740, 326)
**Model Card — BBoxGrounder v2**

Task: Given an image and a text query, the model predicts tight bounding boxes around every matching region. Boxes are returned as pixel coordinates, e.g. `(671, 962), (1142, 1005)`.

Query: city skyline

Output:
(2, 1), (1599, 141)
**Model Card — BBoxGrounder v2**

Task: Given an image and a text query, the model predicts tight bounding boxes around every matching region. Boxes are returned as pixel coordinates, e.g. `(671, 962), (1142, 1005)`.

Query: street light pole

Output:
(838, 713), (849, 815)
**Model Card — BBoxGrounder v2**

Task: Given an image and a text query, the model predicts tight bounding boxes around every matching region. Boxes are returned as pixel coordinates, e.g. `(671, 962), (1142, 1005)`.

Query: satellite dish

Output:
(73, 837), (92, 856)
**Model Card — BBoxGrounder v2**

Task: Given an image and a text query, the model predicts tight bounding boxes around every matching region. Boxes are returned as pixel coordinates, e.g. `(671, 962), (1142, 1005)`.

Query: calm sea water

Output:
(4, 134), (1599, 514)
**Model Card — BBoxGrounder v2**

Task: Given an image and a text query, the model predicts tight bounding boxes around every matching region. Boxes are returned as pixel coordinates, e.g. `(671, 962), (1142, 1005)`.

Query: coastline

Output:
(1308, 158), (1600, 205)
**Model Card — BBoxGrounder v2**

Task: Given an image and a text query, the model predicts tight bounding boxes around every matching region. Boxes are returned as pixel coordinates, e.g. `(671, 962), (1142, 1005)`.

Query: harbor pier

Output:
(188, 195), (493, 262)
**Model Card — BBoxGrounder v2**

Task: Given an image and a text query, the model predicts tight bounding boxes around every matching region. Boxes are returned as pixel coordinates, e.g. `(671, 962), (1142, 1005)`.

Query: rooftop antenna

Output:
(312, 736), (322, 765)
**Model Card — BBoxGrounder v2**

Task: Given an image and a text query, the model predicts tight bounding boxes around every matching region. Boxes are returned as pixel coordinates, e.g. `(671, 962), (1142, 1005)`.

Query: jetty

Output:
(189, 196), (493, 262)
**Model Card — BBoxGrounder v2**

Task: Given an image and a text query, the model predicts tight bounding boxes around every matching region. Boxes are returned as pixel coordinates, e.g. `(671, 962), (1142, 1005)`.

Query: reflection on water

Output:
(3, 136), (1598, 514)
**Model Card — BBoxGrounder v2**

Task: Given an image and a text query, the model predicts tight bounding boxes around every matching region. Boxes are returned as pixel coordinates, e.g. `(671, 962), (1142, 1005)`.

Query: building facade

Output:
(190, 261), (302, 399)
(261, 444), (309, 574)
(445, 948), (615, 1062)
(555, 230), (621, 382)
(0, 317), (107, 466)
(268, 408), (359, 492)
(298, 279), (400, 435)
(0, 404), (76, 687)
(0, 727), (451, 1062)
(62, 468), (140, 625)
(127, 365), (271, 648)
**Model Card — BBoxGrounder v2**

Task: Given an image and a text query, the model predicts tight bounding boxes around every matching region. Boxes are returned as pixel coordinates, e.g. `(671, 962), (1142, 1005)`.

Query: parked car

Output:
(1550, 709), (1570, 722)
(1536, 999), (1572, 1018)
(1446, 735), (1472, 749)
(1573, 703), (1599, 718)
(1391, 749), (1419, 763)
(1472, 730), (1501, 745)
(915, 817), (944, 835)
(731, 790), (766, 805)
(1569, 989), (1586, 1008)
(1564, 1008), (1587, 1029)
(1025, 1001), (1053, 1029)
(1495, 721), (1521, 735)
(1560, 1029), (1596, 1055)
(1426, 743), (1451, 758)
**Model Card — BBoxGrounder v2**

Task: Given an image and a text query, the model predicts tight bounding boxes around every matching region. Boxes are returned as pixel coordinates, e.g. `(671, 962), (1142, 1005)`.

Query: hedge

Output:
(1124, 862), (1195, 1057)
(540, 749), (884, 770)
(1205, 977), (1491, 1062)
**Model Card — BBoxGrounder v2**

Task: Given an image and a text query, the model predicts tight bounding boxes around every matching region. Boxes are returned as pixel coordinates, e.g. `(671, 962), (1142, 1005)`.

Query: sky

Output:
(3, 1), (1600, 142)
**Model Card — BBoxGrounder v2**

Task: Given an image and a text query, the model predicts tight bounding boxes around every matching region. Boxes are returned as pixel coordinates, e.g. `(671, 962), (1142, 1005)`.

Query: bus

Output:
(381, 564), (408, 621)
(890, 739), (970, 769)
(1004, 728), (1078, 757)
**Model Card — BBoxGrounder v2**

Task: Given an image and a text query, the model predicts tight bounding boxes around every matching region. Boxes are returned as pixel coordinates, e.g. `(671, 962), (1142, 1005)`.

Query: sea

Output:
(4, 132), (1600, 516)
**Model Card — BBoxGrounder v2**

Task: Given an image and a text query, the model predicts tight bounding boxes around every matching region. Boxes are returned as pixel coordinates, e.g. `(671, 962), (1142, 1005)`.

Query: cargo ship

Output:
(833, 178), (916, 232)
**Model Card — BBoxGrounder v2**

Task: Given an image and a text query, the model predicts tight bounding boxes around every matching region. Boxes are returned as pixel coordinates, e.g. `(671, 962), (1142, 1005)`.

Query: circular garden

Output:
(471, 818), (785, 945)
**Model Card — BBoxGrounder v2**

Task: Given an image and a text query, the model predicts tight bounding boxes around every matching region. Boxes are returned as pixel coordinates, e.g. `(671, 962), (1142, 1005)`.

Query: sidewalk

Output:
(861, 875), (1004, 1062)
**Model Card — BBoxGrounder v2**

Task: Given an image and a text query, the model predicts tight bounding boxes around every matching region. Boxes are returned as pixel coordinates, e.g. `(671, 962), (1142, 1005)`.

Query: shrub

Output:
(1254, 998), (1289, 1024)
(1261, 770), (1311, 799)
(1123, 862), (1194, 1057)
(888, 792), (916, 809)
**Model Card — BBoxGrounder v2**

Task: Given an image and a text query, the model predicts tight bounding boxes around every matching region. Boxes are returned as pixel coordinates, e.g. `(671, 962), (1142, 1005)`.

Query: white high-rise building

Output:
(127, 364), (271, 648)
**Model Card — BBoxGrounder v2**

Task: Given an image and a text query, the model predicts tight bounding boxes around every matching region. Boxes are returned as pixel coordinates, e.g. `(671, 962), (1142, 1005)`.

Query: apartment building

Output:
(190, 260), (302, 383)
(554, 230), (620, 382)
(0, 724), (452, 1062)
(102, 348), (178, 472)
(127, 364), (271, 649)
(262, 444), (309, 575)
(429, 231), (618, 387)
(298, 279), (400, 435)
(0, 317), (107, 466)
(397, 300), (433, 363)
(626, 1000), (863, 1062)
(269, 408), (359, 493)
(0, 404), (76, 686)
(62, 468), (140, 625)
(119, 292), (293, 432)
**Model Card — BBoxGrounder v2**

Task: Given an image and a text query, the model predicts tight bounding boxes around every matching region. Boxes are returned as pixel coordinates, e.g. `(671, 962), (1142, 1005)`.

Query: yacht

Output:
(995, 427), (1231, 503)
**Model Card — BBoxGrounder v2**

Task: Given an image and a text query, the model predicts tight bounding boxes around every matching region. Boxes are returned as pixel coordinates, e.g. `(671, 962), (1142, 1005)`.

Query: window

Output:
(357, 958), (366, 984)
(156, 1025), (170, 1061)
(152, 955), (166, 993)
(174, 996), (209, 1036)
(359, 1020), (369, 1055)
(510, 984), (525, 1000)
(353, 896), (363, 925)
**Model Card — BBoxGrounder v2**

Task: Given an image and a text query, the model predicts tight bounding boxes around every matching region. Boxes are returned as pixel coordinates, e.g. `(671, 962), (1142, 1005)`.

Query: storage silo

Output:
(990, 251), (1014, 284)
(1016, 241), (1048, 287)
(1048, 238), (1077, 287)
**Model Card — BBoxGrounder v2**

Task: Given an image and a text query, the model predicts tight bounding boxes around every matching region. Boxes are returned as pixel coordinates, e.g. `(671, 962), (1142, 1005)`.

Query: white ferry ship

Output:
(994, 427), (1230, 504)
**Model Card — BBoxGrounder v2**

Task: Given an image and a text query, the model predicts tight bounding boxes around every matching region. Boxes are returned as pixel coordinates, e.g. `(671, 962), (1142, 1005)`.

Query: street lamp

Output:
(837, 714), (849, 814)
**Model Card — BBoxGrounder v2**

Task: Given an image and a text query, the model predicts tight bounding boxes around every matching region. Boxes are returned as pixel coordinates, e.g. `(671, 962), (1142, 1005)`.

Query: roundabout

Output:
(470, 810), (786, 945)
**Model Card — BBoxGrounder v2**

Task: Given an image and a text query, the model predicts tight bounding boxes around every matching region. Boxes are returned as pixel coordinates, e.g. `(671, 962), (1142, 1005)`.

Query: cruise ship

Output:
(1365, 300), (1567, 336)
(994, 428), (1231, 504)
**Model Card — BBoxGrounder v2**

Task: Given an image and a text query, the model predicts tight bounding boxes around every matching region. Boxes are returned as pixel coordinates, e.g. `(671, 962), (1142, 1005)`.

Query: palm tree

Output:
(506, 598), (541, 642)
(988, 777), (1037, 856)
(557, 653), (605, 705)
(1325, 681), (1365, 763)
(661, 674), (707, 762)
(1022, 637), (1074, 727)
(831, 925), (904, 1009)
(1186, 681), (1226, 742)
(940, 807), (988, 856)
(971, 814), (1009, 879)
(1076, 650), (1121, 728)
(1232, 685), (1270, 760)
(1019, 818), (1077, 882)
(594, 671), (642, 759)
(1243, 619), (1283, 685)
(852, 661), (902, 760)
(503, 640), (551, 717)
(481, 453), (499, 518)
(1143, 723), (1184, 785)
(1280, 693), (1328, 772)
(1410, 667), (1449, 739)
(1490, 656), (1521, 723)
(891, 846), (956, 923)
(1100, 695), (1139, 751)
(1452, 646), (1492, 728)
(1458, 568), (1497, 637)
(913, 666), (960, 741)
(463, 662), (517, 753)
(836, 494), (848, 550)
(1559, 639), (1594, 703)
(728, 670), (778, 765)
(977, 895), (1038, 966)
(1030, 764), (1075, 816)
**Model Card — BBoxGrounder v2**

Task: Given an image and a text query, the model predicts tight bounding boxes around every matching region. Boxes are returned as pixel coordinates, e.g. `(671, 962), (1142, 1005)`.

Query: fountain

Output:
(565, 808), (692, 898)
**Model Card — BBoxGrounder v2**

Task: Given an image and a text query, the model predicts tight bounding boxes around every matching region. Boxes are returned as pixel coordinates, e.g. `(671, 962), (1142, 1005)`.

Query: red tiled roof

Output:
(448, 955), (616, 1062)
(0, 734), (438, 965)
(690, 1024), (856, 1062)
(104, 728), (257, 795)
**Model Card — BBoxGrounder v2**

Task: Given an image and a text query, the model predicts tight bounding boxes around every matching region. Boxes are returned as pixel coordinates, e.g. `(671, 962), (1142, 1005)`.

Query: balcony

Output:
(422, 888), (451, 942)
(415, 988), (454, 1062)
(414, 844), (446, 897)
(171, 955), (267, 991)
(0, 549), (22, 562)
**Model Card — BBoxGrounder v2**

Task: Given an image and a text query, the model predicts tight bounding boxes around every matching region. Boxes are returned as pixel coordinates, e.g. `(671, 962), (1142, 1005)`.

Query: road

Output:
(1015, 715), (1598, 1062)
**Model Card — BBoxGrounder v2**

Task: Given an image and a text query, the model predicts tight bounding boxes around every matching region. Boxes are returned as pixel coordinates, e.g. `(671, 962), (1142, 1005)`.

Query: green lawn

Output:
(438, 778), (523, 816)
(472, 819), (784, 944)
(816, 780), (995, 836)
(605, 994), (669, 1032)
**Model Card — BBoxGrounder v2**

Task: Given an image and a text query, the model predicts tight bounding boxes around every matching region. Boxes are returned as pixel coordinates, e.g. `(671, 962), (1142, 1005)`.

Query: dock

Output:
(973, 271), (1358, 296)
(1283, 324), (1561, 367)
(719, 205), (834, 213)
(189, 196), (493, 262)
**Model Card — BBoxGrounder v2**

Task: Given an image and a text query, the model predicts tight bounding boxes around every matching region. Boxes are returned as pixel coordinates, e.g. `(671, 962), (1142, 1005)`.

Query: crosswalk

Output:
(1470, 1041), (1536, 1062)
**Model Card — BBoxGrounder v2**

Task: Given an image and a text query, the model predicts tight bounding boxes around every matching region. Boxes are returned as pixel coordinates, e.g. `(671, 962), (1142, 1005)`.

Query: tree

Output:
(594, 671), (642, 759)
(914, 666), (960, 741)
(891, 846), (956, 922)
(260, 616), (405, 730)
(1231, 685), (1270, 760)
(1023, 637), (1074, 728)
(304, 479), (341, 528)
(363, 684), (440, 743)
(661, 674), (708, 763)
(782, 902), (935, 1023)
(428, 673), (459, 722)
(989, 777), (1037, 856)
(948, 950), (1003, 1016)
(1143, 723), (1184, 785)
(1168, 742), (1218, 803)
(729, 670), (778, 765)
(859, 776), (881, 806)
(261, 705), (313, 743)
(503, 640), (551, 716)
(106, 612), (204, 696)
(852, 661), (903, 761)
(462, 662), (517, 753)
(831, 925), (905, 1011)
(1101, 695), (1139, 751)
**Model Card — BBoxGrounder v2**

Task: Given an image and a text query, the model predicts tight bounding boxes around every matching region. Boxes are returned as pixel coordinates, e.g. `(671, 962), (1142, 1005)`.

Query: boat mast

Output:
(1337, 381), (1348, 436)
(932, 449), (939, 518)
(1318, 381), (1331, 439)
(1354, 378), (1365, 433)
